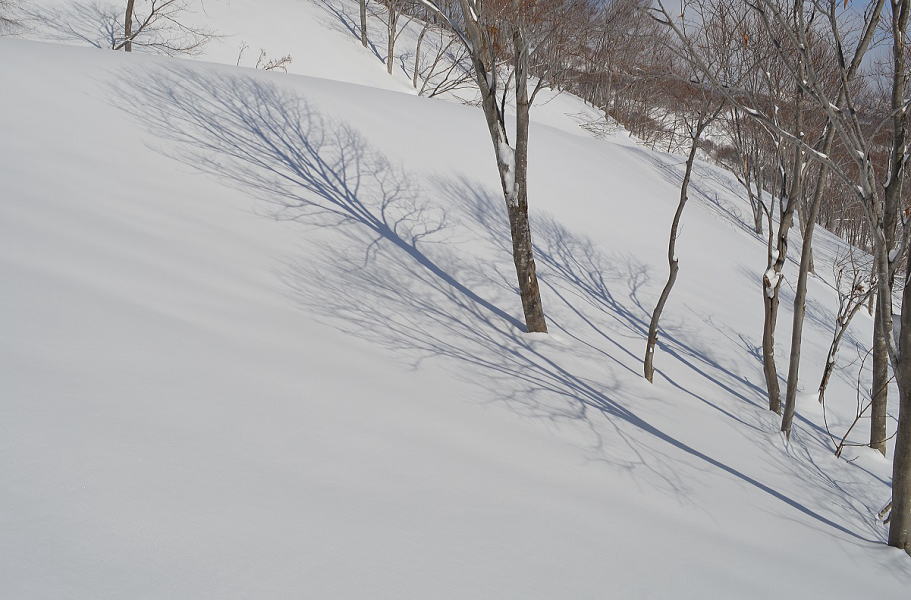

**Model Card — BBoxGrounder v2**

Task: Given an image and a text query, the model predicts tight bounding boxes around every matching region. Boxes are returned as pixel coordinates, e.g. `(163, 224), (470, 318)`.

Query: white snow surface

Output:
(2, 1), (910, 598)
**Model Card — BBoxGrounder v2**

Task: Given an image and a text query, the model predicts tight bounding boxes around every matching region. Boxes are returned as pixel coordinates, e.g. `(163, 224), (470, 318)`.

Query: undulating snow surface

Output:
(2, 1), (910, 598)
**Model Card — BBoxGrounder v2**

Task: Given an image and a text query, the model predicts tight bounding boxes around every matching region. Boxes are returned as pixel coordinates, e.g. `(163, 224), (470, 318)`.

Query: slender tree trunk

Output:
(889, 264), (911, 553)
(891, 382), (911, 551)
(763, 284), (783, 413)
(868, 263), (877, 315)
(781, 178), (822, 437)
(872, 308), (890, 453)
(795, 192), (815, 274)
(123, 0), (135, 52)
(763, 83), (805, 414)
(644, 125), (704, 382)
(413, 23), (428, 89)
(386, 5), (397, 75)
(763, 177), (799, 413)
(818, 293), (869, 404)
(752, 205), (764, 234)
(459, 9), (547, 333)
(872, 0), (909, 456)
(510, 25), (546, 333)
(781, 152), (829, 435)
(359, 0), (368, 48)
(751, 154), (765, 236)
(507, 200), (547, 333)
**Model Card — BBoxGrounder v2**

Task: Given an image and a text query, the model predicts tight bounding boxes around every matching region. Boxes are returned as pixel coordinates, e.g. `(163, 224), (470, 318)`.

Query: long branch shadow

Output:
(312, 0), (384, 62)
(287, 220), (877, 542)
(116, 65), (885, 546)
(621, 144), (762, 240)
(443, 177), (770, 421)
(114, 66), (523, 333)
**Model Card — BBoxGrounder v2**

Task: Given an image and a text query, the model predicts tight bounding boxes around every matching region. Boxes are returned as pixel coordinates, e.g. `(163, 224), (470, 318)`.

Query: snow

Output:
(764, 268), (783, 296)
(497, 139), (516, 195)
(1, 1), (909, 598)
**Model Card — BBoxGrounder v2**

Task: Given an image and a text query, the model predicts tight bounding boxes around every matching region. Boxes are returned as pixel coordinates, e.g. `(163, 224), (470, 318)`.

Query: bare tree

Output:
(411, 21), (473, 97)
(420, 0), (592, 332)
(379, 0), (400, 74)
(719, 107), (768, 235)
(718, 0), (910, 553)
(638, 9), (729, 380)
(25, 0), (213, 55)
(115, 0), (212, 54)
(780, 2), (880, 437)
(255, 49), (293, 72)
(377, 0), (417, 75)
(817, 248), (873, 405)
(644, 98), (722, 382)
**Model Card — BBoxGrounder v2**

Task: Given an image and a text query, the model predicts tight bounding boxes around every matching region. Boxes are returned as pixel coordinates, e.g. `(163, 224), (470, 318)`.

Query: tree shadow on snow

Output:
(115, 65), (888, 547)
(311, 0), (384, 63)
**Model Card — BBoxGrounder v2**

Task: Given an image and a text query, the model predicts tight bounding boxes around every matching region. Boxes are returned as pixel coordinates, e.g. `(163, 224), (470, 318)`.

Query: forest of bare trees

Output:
(343, 0), (911, 556)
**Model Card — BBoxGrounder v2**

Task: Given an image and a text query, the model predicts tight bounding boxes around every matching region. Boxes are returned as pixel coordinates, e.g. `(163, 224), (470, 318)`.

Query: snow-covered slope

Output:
(1, 1), (909, 598)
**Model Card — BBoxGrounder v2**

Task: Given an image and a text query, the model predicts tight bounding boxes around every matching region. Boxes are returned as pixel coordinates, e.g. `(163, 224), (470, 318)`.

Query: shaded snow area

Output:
(1, 1), (910, 598)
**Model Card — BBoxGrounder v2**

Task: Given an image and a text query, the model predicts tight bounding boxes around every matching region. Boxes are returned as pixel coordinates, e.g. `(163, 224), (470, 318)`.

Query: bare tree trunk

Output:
(762, 160), (800, 413)
(872, 310), (890, 453)
(782, 134), (833, 436)
(818, 289), (871, 404)
(892, 389), (911, 550)
(872, 0), (909, 456)
(386, 4), (397, 75)
(423, 0), (548, 332)
(818, 329), (847, 403)
(750, 151), (765, 235)
(763, 281), (783, 413)
(123, 0), (135, 52)
(359, 0), (368, 48)
(796, 198), (815, 274)
(868, 263), (877, 315)
(510, 25), (547, 333)
(413, 22), (428, 89)
(644, 122), (706, 382)
(889, 269), (911, 552)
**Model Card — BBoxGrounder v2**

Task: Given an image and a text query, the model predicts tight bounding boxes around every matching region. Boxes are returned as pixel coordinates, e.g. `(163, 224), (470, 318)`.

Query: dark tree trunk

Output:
(413, 23), (428, 89)
(887, 0), (911, 553)
(762, 173), (799, 413)
(780, 178), (822, 433)
(510, 25), (547, 333)
(644, 122), (706, 382)
(763, 91), (804, 414)
(763, 285), (783, 413)
(456, 4), (547, 333)
(891, 378), (911, 551)
(123, 0), (135, 52)
(507, 202), (547, 333)
(781, 136), (832, 436)
(872, 0), (909, 456)
(889, 264), (911, 553)
(751, 198), (764, 235)
(871, 309), (890, 454)
(386, 5), (397, 75)
(360, 0), (368, 48)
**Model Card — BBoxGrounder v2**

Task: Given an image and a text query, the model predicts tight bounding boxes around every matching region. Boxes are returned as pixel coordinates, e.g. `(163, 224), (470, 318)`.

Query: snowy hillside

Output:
(1, 1), (910, 598)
